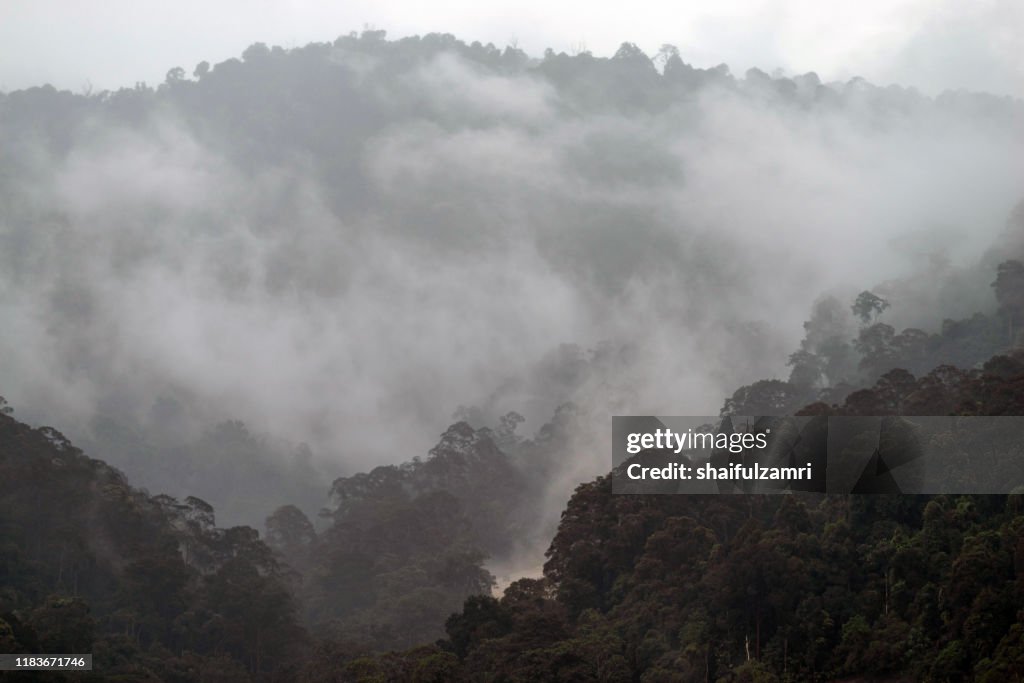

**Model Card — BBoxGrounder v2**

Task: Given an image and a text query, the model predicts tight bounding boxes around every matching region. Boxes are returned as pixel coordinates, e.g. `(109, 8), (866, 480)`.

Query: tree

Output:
(852, 291), (890, 324)
(29, 596), (95, 653)
(655, 44), (680, 69)
(855, 323), (897, 379)
(797, 296), (857, 385)
(787, 350), (823, 389)
(660, 45), (700, 88)
(992, 260), (1024, 344)
(445, 595), (511, 658)
(164, 67), (185, 84)
(241, 42), (270, 62)
(265, 505), (316, 559)
(873, 368), (917, 413)
(493, 411), (525, 449)
(612, 42), (651, 65)
(722, 379), (804, 416)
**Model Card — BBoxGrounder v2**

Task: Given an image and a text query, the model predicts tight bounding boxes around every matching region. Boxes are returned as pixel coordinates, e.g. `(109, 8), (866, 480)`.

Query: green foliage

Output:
(426, 476), (1024, 680)
(0, 409), (307, 678)
(414, 333), (1024, 680)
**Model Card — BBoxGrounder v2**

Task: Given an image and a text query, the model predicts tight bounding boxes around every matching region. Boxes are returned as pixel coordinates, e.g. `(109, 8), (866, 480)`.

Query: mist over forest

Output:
(3, 28), (1024, 682)
(2, 30), (1022, 527)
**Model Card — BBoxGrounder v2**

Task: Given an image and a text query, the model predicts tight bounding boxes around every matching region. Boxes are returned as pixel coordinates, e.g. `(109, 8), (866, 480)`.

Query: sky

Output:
(0, 0), (1021, 97)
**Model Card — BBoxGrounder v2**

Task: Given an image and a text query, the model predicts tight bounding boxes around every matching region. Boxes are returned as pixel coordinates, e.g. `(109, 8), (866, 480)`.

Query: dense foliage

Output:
(432, 487), (1024, 681)
(397, 352), (1024, 682)
(0, 408), (307, 681)
(0, 397), (577, 678)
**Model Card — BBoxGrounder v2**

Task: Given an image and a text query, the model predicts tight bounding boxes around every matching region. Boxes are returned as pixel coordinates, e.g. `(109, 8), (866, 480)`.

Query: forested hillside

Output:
(362, 353), (1024, 680)
(0, 404), (307, 681)
(431, 475), (1024, 681)
(3, 29), (1022, 531)
(2, 30), (1024, 682)
(297, 220), (1024, 679)
(4, 246), (1024, 680)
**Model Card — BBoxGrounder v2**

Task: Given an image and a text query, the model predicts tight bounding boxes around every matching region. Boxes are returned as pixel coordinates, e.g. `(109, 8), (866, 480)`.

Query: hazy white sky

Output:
(0, 0), (1021, 96)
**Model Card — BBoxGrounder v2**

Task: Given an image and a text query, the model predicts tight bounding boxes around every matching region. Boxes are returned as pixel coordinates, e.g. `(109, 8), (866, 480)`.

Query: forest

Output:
(5, 253), (1024, 680)
(2, 29), (1024, 681)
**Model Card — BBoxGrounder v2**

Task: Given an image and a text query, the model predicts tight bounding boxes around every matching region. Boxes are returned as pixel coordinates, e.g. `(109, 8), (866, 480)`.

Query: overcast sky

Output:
(0, 0), (1021, 96)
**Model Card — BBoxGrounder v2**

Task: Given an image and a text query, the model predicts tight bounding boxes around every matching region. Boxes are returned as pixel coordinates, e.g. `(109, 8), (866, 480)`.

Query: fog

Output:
(1, 34), (1022, 525)
(4, 1), (1022, 97)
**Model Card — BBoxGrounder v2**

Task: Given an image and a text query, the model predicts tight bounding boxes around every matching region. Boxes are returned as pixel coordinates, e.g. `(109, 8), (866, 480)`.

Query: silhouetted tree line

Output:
(724, 254), (1024, 418)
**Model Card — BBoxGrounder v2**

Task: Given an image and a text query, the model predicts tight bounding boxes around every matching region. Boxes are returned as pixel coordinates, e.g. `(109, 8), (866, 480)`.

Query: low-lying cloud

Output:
(1, 39), (1022, 519)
